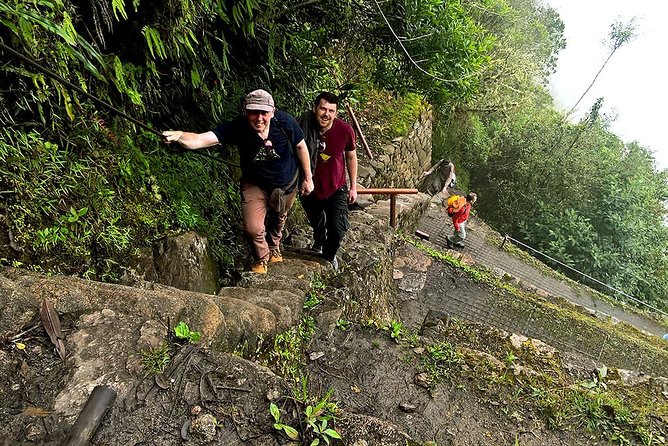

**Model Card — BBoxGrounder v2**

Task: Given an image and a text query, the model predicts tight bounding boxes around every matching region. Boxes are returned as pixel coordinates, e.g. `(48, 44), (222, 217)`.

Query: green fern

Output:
(142, 26), (167, 59)
(111, 0), (128, 21)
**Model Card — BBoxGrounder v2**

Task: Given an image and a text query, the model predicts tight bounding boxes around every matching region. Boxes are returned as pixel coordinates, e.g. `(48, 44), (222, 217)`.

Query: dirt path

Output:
(418, 195), (666, 337)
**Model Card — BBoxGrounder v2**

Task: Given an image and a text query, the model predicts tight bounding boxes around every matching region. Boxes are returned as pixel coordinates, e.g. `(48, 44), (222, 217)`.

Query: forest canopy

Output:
(1, 0), (666, 312)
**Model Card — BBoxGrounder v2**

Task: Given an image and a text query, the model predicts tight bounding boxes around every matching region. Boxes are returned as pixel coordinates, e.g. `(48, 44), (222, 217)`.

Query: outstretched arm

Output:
(162, 130), (220, 150)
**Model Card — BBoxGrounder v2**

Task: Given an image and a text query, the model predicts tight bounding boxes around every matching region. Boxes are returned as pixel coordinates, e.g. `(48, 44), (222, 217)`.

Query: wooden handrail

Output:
(356, 188), (419, 228)
(358, 188), (418, 195)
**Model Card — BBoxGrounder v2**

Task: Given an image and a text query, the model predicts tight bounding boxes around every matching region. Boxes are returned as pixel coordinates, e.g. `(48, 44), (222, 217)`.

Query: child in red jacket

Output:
(446, 192), (477, 248)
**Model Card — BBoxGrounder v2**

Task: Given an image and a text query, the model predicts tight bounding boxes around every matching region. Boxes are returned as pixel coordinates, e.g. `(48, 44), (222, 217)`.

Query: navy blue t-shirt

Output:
(212, 110), (304, 190)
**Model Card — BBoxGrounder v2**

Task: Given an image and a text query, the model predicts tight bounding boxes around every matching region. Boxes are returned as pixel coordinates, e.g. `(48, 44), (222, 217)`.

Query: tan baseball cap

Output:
(244, 89), (275, 112)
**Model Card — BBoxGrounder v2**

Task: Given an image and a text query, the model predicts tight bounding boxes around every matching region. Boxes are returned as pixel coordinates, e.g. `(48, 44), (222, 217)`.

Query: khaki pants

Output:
(241, 182), (297, 261)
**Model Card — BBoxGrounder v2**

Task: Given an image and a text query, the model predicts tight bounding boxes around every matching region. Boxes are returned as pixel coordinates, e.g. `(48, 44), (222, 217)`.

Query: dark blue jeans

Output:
(300, 187), (350, 261)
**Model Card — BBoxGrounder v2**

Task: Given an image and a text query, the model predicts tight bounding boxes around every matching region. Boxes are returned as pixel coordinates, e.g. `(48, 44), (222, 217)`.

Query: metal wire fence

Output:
(502, 235), (668, 319)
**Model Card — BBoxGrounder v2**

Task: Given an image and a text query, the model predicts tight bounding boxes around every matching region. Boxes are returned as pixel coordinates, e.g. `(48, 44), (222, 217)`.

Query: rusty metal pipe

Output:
(61, 385), (117, 446)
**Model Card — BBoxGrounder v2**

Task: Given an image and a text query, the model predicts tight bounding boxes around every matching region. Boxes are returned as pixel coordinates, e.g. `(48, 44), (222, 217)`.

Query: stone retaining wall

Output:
(358, 108), (433, 189)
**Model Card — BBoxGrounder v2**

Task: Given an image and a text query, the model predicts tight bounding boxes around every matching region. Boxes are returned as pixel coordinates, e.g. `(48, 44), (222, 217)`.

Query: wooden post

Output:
(356, 188), (418, 229)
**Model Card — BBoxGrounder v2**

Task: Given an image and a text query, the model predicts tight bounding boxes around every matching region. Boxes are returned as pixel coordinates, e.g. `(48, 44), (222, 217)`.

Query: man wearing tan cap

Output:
(163, 89), (314, 273)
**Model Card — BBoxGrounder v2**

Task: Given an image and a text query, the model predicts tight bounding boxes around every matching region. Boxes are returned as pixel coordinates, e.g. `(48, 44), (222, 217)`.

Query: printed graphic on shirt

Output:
(254, 139), (281, 162)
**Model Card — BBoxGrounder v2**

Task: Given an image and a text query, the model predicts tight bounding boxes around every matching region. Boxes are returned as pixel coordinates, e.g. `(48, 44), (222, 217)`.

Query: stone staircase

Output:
(0, 192), (431, 422)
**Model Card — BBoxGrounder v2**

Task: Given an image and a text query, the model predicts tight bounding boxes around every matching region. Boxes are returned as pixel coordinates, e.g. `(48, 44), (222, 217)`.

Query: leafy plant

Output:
(302, 388), (342, 445)
(174, 322), (202, 344)
(580, 366), (608, 391)
(505, 350), (517, 365)
(335, 319), (351, 331)
(383, 320), (403, 343)
(304, 276), (326, 310)
(269, 315), (315, 382)
(303, 291), (322, 310)
(420, 341), (464, 389)
(270, 392), (343, 445)
(270, 402), (299, 441)
(139, 342), (171, 375)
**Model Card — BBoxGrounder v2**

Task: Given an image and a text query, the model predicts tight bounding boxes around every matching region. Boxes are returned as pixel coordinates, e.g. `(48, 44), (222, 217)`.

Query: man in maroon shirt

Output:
(299, 92), (358, 270)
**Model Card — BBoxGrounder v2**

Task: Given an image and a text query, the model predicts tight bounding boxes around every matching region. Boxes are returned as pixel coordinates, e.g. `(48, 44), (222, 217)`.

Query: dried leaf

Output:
(40, 298), (66, 360)
(21, 406), (51, 417)
(15, 342), (25, 350)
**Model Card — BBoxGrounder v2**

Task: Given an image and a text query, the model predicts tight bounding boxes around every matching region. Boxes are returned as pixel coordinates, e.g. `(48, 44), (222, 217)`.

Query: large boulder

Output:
(153, 231), (220, 294)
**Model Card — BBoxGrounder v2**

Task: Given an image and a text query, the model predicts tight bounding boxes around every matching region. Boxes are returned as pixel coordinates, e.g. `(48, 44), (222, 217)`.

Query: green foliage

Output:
(174, 321), (202, 343)
(304, 290), (323, 310)
(472, 101), (668, 310)
(428, 1), (668, 312)
(304, 275), (327, 310)
(0, 0), (498, 280)
(504, 350), (517, 365)
(420, 340), (464, 389)
(302, 388), (342, 445)
(269, 315), (316, 383)
(357, 90), (427, 148)
(270, 402), (300, 440)
(382, 319), (404, 343)
(335, 319), (351, 331)
(371, 0), (495, 102)
(580, 366), (608, 391)
(140, 342), (171, 375)
(3, 0), (663, 313)
(436, 316), (667, 444)
(271, 385), (342, 445)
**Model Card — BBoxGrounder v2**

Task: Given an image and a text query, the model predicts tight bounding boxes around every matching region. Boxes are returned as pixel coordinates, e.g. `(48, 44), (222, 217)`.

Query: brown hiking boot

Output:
(269, 249), (283, 263)
(251, 259), (268, 274)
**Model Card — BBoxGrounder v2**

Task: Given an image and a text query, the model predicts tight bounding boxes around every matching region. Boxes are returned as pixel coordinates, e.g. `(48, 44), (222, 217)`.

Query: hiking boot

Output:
(251, 259), (268, 274)
(269, 249), (283, 263)
(309, 244), (323, 255)
(445, 237), (452, 248)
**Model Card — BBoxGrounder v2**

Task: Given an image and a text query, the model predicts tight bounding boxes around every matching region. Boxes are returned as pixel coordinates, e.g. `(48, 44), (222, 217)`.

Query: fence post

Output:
(390, 195), (397, 228)
(501, 234), (509, 249)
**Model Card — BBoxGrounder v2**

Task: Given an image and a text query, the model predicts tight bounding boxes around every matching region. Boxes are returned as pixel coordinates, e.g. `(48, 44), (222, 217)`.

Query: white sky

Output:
(544, 0), (667, 170)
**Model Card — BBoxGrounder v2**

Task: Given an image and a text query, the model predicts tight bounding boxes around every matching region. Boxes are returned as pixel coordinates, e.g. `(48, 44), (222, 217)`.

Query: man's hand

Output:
(348, 187), (357, 203)
(160, 130), (218, 150)
(300, 177), (314, 196)
(162, 130), (183, 143)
